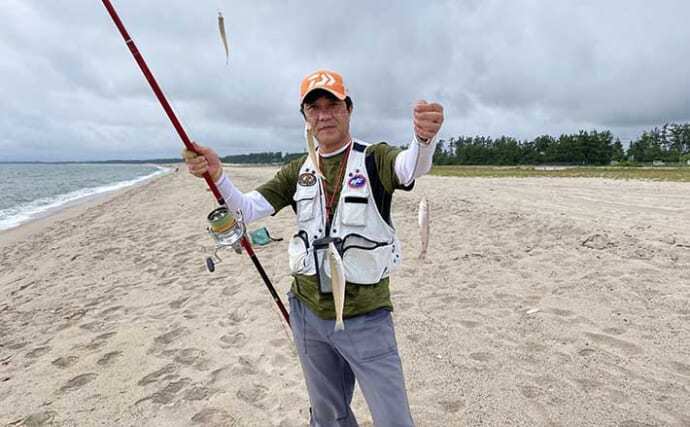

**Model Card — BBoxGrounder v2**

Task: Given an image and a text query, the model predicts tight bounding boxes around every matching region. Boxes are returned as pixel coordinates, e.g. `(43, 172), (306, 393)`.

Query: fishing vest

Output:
(288, 140), (402, 285)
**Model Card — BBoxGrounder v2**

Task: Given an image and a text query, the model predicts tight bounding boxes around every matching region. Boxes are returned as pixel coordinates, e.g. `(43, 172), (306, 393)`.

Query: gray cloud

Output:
(1, 0), (689, 161)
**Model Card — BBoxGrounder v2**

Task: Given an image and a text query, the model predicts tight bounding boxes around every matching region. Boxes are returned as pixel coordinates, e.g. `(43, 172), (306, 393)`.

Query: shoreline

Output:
(0, 166), (176, 246)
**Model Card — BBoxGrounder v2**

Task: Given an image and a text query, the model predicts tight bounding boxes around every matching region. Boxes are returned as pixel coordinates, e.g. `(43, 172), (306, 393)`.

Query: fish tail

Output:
(334, 320), (345, 331)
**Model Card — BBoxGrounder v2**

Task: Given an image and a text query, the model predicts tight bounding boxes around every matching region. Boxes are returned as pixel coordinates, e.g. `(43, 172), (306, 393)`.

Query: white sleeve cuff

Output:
(215, 174), (275, 223)
(394, 135), (437, 186)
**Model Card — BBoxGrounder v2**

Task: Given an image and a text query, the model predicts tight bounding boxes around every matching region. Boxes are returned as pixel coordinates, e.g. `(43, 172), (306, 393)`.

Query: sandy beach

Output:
(1, 167), (689, 426)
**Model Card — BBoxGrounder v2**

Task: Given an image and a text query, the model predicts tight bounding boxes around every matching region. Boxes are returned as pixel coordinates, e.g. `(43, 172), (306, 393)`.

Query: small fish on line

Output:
(328, 241), (346, 331)
(305, 123), (325, 179)
(218, 11), (229, 64)
(418, 197), (429, 259)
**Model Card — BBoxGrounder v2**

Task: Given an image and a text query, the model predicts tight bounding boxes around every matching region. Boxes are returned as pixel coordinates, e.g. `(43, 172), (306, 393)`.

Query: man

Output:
(185, 69), (443, 426)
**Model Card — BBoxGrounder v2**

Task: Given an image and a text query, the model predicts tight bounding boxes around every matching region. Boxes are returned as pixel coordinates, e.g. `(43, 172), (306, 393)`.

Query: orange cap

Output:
(300, 69), (348, 104)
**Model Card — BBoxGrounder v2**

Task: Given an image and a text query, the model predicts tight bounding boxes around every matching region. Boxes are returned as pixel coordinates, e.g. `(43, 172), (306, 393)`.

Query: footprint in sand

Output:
(136, 378), (192, 405)
(156, 278), (178, 288)
(222, 285), (241, 297)
(584, 332), (642, 356)
(7, 341), (28, 350)
(669, 361), (690, 377)
(270, 353), (290, 368)
(11, 410), (57, 426)
(174, 348), (210, 370)
(86, 332), (117, 350)
(439, 399), (465, 413)
(79, 320), (107, 332)
(96, 351), (123, 367)
(183, 310), (198, 320)
(236, 384), (269, 407)
(174, 348), (205, 365)
(219, 332), (248, 349)
(60, 373), (97, 392)
(469, 352), (494, 362)
(25, 346), (51, 359)
(231, 356), (259, 376)
(602, 327), (626, 336)
(183, 385), (214, 401)
(581, 233), (614, 250)
(191, 408), (236, 425)
(137, 364), (178, 386)
(572, 377), (604, 392)
(396, 301), (414, 311)
(219, 309), (248, 327)
(154, 327), (190, 346)
(63, 308), (87, 321)
(519, 384), (543, 399)
(169, 296), (190, 309)
(406, 333), (424, 344)
(97, 305), (124, 318)
(268, 338), (287, 348)
(549, 307), (575, 317)
(52, 356), (79, 368)
(577, 348), (596, 357)
(84, 296), (109, 308)
(459, 320), (481, 329)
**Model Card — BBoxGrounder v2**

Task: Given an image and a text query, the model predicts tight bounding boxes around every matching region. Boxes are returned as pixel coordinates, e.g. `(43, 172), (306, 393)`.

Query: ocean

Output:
(0, 163), (169, 231)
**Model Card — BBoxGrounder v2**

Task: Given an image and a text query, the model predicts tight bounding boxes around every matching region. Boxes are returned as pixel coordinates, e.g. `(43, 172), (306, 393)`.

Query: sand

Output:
(1, 167), (689, 426)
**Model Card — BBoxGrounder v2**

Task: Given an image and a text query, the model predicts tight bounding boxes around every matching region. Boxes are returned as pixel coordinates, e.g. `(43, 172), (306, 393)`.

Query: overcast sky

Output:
(1, 1), (689, 161)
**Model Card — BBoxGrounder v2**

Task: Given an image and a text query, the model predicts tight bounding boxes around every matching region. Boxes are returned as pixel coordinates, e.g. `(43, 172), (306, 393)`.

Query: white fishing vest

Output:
(288, 140), (402, 285)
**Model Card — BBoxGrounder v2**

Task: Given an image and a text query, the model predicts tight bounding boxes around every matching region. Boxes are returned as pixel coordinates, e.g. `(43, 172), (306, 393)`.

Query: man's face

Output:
(303, 94), (351, 147)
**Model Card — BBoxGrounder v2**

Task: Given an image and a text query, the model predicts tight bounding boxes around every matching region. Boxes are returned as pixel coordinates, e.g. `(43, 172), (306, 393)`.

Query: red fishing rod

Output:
(101, 0), (289, 326)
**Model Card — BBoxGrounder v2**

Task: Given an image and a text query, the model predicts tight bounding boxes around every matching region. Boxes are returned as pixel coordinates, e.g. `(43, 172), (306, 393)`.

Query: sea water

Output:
(0, 163), (169, 231)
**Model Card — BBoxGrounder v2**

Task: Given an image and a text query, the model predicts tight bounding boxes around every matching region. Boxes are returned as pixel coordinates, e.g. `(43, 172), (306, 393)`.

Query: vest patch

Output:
(298, 172), (317, 186)
(347, 174), (367, 189)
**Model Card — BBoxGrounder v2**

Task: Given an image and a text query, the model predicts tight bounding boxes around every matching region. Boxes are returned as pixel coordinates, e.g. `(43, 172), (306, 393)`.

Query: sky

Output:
(1, 1), (689, 161)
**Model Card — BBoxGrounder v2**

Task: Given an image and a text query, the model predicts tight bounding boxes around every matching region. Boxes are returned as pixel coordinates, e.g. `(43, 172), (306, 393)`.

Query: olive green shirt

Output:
(256, 142), (408, 319)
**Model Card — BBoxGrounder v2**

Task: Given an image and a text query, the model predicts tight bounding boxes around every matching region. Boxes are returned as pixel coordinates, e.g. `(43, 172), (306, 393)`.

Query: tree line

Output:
(433, 123), (690, 166)
(218, 151), (300, 164)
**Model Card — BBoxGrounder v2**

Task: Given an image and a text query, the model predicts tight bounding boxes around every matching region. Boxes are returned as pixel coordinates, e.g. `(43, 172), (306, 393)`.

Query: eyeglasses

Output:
(303, 101), (348, 119)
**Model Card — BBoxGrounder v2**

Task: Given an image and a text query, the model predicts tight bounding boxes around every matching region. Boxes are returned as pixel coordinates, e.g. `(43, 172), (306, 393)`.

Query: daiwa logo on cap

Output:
(306, 72), (337, 91)
(300, 69), (348, 103)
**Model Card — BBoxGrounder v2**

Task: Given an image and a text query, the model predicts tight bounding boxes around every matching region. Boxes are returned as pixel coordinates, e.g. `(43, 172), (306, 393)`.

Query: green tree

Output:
(611, 138), (625, 162)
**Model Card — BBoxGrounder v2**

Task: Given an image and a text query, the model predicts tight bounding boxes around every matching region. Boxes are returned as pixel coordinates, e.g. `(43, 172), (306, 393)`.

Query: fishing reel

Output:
(205, 206), (246, 273)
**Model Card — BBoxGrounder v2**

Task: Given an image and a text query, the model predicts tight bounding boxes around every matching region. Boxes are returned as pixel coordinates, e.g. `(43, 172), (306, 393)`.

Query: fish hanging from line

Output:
(328, 241), (346, 331)
(418, 197), (429, 259)
(305, 123), (325, 179)
(218, 11), (229, 64)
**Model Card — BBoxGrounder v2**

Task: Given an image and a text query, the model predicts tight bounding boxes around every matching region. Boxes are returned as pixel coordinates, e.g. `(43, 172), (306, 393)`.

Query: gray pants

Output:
(288, 293), (414, 427)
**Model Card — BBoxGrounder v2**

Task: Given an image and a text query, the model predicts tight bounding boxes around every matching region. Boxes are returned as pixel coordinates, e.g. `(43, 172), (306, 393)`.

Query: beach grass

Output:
(430, 165), (690, 182)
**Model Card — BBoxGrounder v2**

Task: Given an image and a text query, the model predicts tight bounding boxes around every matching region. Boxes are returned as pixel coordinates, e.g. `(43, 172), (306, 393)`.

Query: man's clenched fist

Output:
(413, 100), (444, 142)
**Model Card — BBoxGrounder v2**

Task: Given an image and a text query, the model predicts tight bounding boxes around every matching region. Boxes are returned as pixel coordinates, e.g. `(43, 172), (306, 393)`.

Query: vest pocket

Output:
(341, 195), (368, 226)
(293, 184), (319, 222)
(288, 231), (310, 274)
(340, 234), (395, 284)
